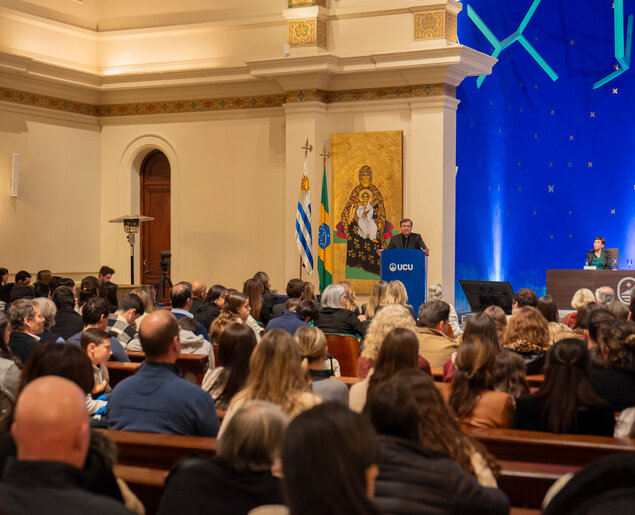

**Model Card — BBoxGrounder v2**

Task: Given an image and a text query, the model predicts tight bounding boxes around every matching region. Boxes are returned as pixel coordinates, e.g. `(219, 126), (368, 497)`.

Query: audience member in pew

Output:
(595, 285), (615, 307)
(0, 377), (134, 515)
(515, 338), (614, 436)
(572, 301), (600, 335)
(170, 282), (210, 342)
(36, 269), (52, 284)
(282, 402), (381, 515)
(537, 294), (572, 344)
(350, 327), (418, 412)
(448, 336), (514, 429)
(190, 279), (207, 314)
(194, 284), (227, 331)
(130, 287), (154, 330)
(584, 308), (617, 367)
(80, 329), (112, 422)
(295, 326), (349, 406)
(359, 304), (430, 379)
(265, 299), (317, 335)
(98, 265), (116, 284)
(0, 267), (13, 305)
(315, 284), (368, 339)
(78, 275), (101, 312)
(300, 280), (317, 303)
(210, 291), (260, 343)
(107, 310), (220, 437)
(483, 305), (507, 346)
(416, 300), (458, 369)
(107, 293), (144, 348)
(159, 401), (287, 515)
(33, 297), (64, 343)
(253, 271), (277, 324)
(100, 282), (119, 314)
(202, 323), (256, 410)
(32, 281), (50, 299)
(67, 297), (130, 362)
(360, 280), (387, 320)
(339, 281), (360, 315)
(366, 374), (510, 514)
(52, 286), (84, 340)
(427, 282), (463, 337)
(592, 319), (635, 412)
(562, 288), (595, 328)
(377, 280), (416, 319)
(8, 284), (34, 302)
(443, 311), (500, 382)
(176, 317), (215, 370)
(607, 299), (630, 319)
(0, 311), (20, 432)
(493, 350), (530, 401)
(272, 278), (305, 319)
(503, 306), (550, 374)
(244, 277), (265, 326)
(7, 299), (45, 364)
(512, 287), (538, 310)
(220, 330), (320, 434)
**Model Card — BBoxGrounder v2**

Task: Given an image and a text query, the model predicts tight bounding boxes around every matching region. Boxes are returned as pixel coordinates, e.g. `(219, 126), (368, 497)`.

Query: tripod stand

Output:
(156, 265), (172, 305)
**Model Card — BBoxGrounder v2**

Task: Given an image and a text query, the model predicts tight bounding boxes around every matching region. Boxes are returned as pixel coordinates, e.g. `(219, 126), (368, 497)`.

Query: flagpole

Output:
(296, 139), (313, 280)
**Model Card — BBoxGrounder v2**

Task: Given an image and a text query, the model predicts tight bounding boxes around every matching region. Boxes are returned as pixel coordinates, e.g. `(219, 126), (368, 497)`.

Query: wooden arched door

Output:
(140, 150), (171, 302)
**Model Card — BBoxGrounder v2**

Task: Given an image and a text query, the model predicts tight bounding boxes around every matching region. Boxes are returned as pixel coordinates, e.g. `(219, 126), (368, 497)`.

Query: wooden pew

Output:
(106, 362), (141, 388)
(126, 351), (209, 385)
(114, 464), (167, 515)
(465, 427), (635, 508)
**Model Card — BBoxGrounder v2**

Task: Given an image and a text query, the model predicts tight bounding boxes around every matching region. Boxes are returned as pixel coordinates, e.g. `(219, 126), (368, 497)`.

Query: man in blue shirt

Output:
(170, 281), (210, 341)
(107, 310), (219, 436)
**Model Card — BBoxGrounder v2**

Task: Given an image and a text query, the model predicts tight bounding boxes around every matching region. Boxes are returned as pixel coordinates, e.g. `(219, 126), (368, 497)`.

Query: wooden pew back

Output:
(126, 351), (209, 385)
(324, 334), (360, 377)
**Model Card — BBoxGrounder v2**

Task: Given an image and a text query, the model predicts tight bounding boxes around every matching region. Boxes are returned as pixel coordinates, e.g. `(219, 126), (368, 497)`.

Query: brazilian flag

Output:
(318, 162), (332, 292)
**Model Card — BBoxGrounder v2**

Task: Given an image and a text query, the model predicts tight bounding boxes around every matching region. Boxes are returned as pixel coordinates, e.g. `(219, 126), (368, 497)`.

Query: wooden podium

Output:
(546, 269), (634, 308)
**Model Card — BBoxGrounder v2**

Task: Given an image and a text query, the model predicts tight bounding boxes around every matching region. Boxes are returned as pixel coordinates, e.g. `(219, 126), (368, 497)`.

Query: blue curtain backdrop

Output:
(455, 0), (635, 311)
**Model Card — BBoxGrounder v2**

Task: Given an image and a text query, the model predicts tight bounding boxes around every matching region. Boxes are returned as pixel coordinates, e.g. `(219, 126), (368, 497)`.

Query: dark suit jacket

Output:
(586, 249), (612, 269)
(9, 332), (39, 364)
(53, 309), (84, 340)
(387, 232), (427, 250)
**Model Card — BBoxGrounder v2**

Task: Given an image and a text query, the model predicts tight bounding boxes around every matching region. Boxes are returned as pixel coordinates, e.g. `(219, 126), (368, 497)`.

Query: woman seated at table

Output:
(586, 236), (612, 269)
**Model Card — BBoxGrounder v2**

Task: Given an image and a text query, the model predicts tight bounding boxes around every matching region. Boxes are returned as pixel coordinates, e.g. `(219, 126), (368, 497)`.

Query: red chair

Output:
(324, 334), (360, 377)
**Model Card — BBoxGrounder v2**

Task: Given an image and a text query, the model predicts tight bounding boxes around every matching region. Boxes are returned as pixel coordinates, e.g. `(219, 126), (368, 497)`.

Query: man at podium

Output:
(387, 218), (430, 256)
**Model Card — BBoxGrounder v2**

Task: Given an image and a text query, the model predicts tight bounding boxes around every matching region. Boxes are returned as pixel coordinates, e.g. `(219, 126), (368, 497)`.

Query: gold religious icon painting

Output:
(331, 131), (403, 294)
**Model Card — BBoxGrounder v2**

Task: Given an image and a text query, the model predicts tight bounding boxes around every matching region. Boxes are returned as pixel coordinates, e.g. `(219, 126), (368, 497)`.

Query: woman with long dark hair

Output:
(202, 323), (257, 410)
(515, 338), (614, 435)
(282, 402), (381, 515)
(209, 291), (260, 343)
(253, 271), (276, 324)
(243, 278), (264, 325)
(195, 284), (227, 332)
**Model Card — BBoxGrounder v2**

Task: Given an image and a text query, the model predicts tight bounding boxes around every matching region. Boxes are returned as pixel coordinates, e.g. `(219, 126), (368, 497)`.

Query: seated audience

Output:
(503, 306), (550, 374)
(14, 270), (31, 286)
(159, 401), (287, 515)
(562, 288), (595, 328)
(585, 308), (616, 366)
(194, 284), (227, 331)
(36, 269), (51, 284)
(361, 280), (387, 319)
(265, 298), (316, 335)
(447, 336), (514, 429)
(595, 285), (615, 308)
(190, 279), (207, 315)
(32, 281), (50, 299)
(78, 276), (101, 312)
(592, 319), (635, 411)
(512, 287), (538, 309)
(378, 280), (415, 319)
(0, 312), (20, 431)
(339, 281), (360, 314)
(538, 294), (572, 344)
(202, 323), (256, 410)
(8, 299), (45, 364)
(80, 329), (111, 420)
(493, 350), (530, 400)
(416, 300), (458, 368)
(514, 338), (614, 436)
(607, 299), (630, 319)
(350, 327), (418, 412)
(300, 280), (317, 303)
(427, 282), (463, 336)
(315, 284), (367, 338)
(572, 301), (600, 335)
(253, 271), (276, 324)
(130, 287), (154, 330)
(175, 317), (215, 370)
(9, 284), (34, 302)
(107, 293), (144, 347)
(52, 286), (83, 340)
(295, 326), (348, 405)
(107, 310), (220, 436)
(0, 376), (132, 515)
(359, 304), (430, 378)
(33, 297), (63, 343)
(0, 267), (13, 304)
(210, 291), (259, 343)
(282, 402), (381, 515)
(483, 305), (507, 346)
(366, 374), (510, 514)
(220, 329), (320, 433)
(100, 282), (119, 313)
(98, 265), (115, 284)
(243, 277), (265, 326)
(67, 297), (130, 362)
(170, 282), (210, 341)
(272, 278), (304, 319)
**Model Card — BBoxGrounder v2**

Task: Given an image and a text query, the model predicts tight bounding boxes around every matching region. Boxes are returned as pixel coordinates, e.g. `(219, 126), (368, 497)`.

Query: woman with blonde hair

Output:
(562, 288), (595, 328)
(220, 329), (321, 433)
(338, 281), (359, 314)
(379, 280), (415, 319)
(295, 326), (348, 405)
(362, 280), (387, 319)
(358, 304), (430, 378)
(504, 306), (550, 374)
(131, 287), (154, 330)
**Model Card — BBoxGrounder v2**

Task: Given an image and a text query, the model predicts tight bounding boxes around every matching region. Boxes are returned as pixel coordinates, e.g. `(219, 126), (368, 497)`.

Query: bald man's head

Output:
(12, 376), (89, 469)
(139, 310), (180, 360)
(191, 280), (207, 299)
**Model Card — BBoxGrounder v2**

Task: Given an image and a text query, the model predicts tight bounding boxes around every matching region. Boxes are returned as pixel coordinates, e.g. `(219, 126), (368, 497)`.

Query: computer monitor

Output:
(459, 280), (516, 315)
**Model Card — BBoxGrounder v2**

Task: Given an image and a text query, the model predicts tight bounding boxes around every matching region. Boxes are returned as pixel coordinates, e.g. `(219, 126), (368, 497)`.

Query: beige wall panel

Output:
(99, 111), (287, 292)
(0, 108), (101, 275)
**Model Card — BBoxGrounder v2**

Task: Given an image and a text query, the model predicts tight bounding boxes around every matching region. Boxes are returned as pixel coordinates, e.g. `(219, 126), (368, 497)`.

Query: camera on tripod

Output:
(159, 251), (171, 272)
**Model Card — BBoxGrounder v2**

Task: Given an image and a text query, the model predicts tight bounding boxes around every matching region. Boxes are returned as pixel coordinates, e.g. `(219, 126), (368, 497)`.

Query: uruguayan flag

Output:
(295, 157), (313, 275)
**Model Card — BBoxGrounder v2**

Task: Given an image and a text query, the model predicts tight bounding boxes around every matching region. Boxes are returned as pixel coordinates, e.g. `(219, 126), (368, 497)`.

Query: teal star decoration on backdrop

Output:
(594, 0), (633, 89)
(548, 185), (555, 192)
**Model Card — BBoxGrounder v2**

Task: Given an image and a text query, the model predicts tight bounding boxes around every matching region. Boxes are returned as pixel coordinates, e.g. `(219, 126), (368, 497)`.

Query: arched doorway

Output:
(140, 150), (171, 302)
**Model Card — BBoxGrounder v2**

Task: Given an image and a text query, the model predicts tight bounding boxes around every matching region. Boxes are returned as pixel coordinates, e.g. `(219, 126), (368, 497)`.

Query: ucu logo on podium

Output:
(389, 263), (413, 272)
